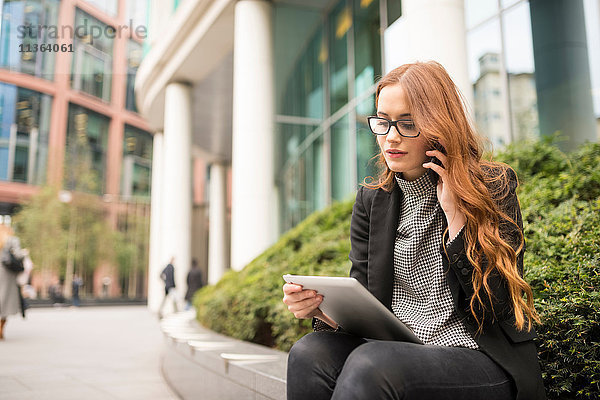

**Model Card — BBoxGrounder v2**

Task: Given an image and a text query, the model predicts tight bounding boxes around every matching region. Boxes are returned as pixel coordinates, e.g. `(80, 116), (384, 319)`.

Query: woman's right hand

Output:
(282, 283), (323, 319)
(282, 283), (339, 329)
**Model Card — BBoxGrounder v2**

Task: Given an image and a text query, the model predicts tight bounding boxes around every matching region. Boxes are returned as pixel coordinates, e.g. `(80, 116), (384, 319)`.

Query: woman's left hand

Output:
(423, 149), (466, 238)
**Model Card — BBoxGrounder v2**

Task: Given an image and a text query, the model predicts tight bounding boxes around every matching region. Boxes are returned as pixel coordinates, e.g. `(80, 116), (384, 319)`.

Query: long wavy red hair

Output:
(364, 61), (539, 332)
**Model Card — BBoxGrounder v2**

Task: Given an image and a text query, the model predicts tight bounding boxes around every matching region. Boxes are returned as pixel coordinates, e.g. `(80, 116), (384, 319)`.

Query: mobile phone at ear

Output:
(430, 140), (446, 167)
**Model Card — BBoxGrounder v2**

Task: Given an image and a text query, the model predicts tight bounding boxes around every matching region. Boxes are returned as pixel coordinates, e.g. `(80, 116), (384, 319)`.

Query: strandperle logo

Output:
(16, 19), (147, 44)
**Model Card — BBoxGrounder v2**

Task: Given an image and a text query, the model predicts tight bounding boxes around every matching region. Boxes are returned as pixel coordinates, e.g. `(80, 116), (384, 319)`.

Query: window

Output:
(274, 0), (386, 232)
(356, 94), (379, 185)
(127, 0), (148, 29)
(65, 104), (109, 194)
(467, 17), (509, 148)
(82, 0), (117, 16)
(126, 40), (143, 112)
(0, 83), (51, 184)
(122, 125), (152, 198)
(329, 2), (350, 113)
(354, 0), (381, 97)
(71, 9), (114, 102)
(502, 1), (539, 141)
(0, 0), (60, 80)
(330, 114), (352, 201)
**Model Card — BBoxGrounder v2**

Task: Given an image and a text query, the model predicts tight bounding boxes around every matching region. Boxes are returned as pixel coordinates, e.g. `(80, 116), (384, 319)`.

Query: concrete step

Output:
(160, 311), (287, 400)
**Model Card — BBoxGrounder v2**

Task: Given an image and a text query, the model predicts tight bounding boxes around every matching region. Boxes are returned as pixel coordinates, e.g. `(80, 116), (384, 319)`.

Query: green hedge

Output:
(195, 137), (600, 399)
(194, 199), (354, 351)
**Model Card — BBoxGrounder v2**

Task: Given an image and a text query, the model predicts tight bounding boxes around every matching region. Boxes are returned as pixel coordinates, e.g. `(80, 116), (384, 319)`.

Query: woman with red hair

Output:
(283, 61), (545, 400)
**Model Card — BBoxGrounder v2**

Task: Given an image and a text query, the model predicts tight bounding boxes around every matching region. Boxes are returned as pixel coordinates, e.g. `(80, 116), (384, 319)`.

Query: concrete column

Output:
(162, 82), (193, 301)
(147, 132), (164, 312)
(208, 162), (228, 284)
(386, 0), (472, 110)
(231, 0), (278, 271)
(530, 0), (596, 151)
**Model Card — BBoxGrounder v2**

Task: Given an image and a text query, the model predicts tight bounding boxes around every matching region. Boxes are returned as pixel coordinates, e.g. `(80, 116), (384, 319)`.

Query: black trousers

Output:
(287, 331), (515, 400)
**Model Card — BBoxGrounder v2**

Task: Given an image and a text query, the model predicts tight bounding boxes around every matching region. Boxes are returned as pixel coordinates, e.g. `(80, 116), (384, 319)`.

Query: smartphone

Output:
(430, 140), (446, 167)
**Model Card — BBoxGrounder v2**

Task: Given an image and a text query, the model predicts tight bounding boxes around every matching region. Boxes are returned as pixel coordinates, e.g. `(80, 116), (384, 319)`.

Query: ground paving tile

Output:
(0, 306), (178, 400)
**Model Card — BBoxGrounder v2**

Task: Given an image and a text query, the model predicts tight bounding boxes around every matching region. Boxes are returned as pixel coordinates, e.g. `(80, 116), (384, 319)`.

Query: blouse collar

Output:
(394, 170), (436, 197)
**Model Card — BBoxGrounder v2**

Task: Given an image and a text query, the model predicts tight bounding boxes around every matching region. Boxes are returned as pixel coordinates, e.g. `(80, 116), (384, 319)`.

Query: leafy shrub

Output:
(194, 199), (354, 351)
(195, 138), (600, 398)
(496, 139), (600, 399)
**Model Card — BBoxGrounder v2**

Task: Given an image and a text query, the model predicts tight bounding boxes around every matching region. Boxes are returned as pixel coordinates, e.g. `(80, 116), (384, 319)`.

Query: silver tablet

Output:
(283, 274), (423, 344)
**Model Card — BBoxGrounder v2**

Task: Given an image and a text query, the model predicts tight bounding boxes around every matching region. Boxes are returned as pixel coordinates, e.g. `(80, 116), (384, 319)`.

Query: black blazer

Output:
(345, 167), (546, 400)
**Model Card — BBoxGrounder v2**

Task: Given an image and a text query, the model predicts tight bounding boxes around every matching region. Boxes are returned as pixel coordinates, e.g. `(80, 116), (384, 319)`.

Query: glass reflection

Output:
(501, 0), (521, 9)
(356, 95), (379, 185)
(71, 9), (114, 102)
(467, 18), (509, 147)
(65, 104), (109, 194)
(503, 1), (539, 141)
(330, 114), (352, 201)
(354, 0), (381, 98)
(329, 1), (350, 113)
(82, 0), (117, 16)
(0, 0), (60, 80)
(465, 0), (498, 29)
(274, 4), (323, 118)
(278, 123), (320, 232)
(122, 125), (152, 198)
(0, 83), (51, 184)
(584, 0), (600, 118)
(126, 40), (143, 112)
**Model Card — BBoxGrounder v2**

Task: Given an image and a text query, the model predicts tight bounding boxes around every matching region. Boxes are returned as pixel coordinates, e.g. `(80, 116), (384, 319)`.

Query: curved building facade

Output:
(137, 0), (600, 310)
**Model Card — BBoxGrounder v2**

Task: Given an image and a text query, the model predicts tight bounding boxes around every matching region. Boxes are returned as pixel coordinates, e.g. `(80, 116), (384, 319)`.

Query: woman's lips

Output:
(386, 149), (407, 158)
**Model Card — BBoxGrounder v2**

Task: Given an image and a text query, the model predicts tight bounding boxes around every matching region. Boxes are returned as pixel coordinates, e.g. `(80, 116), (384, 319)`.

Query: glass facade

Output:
(275, 0), (383, 232)
(0, 83), (51, 184)
(356, 94), (379, 185)
(126, 40), (143, 112)
(466, 0), (599, 148)
(0, 0), (60, 80)
(65, 104), (110, 194)
(127, 0), (149, 29)
(71, 8), (114, 102)
(584, 0), (600, 119)
(122, 125), (152, 198)
(82, 0), (117, 16)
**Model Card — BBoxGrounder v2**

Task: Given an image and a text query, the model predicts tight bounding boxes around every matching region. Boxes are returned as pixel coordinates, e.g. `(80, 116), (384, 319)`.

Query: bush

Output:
(194, 199), (354, 351)
(496, 139), (600, 399)
(195, 138), (600, 399)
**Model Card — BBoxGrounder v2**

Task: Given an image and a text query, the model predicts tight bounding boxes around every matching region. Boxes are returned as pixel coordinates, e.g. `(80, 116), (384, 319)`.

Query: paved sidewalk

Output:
(0, 306), (178, 400)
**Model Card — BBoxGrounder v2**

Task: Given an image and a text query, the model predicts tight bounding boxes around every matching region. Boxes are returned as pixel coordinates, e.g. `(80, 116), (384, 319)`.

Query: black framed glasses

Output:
(367, 116), (421, 138)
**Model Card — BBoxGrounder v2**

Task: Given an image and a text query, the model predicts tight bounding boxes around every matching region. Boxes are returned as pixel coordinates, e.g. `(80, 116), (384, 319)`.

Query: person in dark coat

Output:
(184, 259), (204, 310)
(283, 61), (545, 400)
(71, 275), (83, 307)
(158, 257), (178, 318)
(0, 225), (25, 339)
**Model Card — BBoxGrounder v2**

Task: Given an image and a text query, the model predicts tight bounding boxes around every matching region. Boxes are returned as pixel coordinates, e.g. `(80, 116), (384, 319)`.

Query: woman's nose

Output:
(386, 125), (403, 142)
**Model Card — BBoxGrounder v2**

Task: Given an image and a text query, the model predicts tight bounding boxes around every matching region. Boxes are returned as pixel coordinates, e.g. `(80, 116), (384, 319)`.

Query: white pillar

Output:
(231, 0), (278, 271)
(162, 82), (193, 300)
(148, 131), (164, 313)
(208, 162), (228, 284)
(385, 0), (472, 110)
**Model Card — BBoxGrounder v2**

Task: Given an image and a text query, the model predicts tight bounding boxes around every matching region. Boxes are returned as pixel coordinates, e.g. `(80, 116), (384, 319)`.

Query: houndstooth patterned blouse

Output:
(392, 171), (479, 349)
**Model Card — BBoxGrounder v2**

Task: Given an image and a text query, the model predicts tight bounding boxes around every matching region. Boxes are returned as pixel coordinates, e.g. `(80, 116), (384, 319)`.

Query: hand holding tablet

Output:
(283, 274), (423, 344)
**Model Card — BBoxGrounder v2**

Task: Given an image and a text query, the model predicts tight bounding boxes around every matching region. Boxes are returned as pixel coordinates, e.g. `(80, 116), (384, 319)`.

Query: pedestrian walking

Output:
(158, 257), (178, 318)
(0, 224), (26, 339)
(283, 61), (545, 400)
(16, 249), (33, 316)
(184, 259), (203, 310)
(72, 275), (83, 307)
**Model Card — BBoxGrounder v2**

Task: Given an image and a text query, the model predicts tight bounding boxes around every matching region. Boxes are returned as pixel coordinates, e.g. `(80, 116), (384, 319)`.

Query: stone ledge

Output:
(160, 312), (287, 400)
